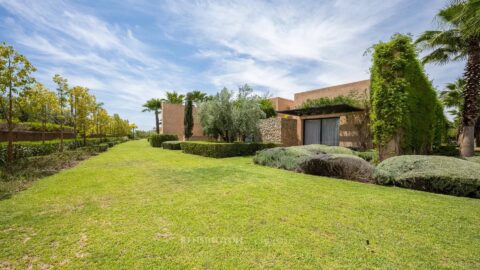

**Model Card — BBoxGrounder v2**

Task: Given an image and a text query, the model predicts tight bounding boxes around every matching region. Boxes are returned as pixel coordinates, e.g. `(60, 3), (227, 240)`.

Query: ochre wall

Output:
(161, 103), (207, 140)
(293, 80), (370, 108)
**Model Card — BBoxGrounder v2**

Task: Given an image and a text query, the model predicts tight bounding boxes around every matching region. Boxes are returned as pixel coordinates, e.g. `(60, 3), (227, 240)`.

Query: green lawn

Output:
(1, 140), (479, 269)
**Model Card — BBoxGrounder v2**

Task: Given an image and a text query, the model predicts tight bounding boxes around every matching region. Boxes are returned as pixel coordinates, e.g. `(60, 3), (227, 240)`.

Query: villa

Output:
(160, 80), (372, 150)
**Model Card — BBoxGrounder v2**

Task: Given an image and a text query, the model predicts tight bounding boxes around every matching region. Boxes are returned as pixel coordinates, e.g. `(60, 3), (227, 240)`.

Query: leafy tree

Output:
(259, 99), (277, 118)
(198, 88), (235, 142)
(73, 86), (95, 144)
(184, 94), (194, 140)
(166, 91), (185, 104)
(96, 107), (110, 137)
(0, 43), (36, 169)
(18, 83), (59, 143)
(92, 101), (104, 135)
(232, 84), (265, 141)
(52, 74), (69, 152)
(198, 85), (265, 142)
(416, 0), (480, 156)
(142, 98), (163, 134)
(130, 123), (138, 139)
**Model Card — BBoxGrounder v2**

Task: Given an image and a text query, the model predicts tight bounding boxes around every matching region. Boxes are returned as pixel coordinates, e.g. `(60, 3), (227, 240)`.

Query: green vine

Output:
(370, 34), (444, 154)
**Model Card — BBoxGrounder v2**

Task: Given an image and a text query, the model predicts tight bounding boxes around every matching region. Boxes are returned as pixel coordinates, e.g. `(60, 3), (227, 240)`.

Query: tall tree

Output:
(142, 98), (163, 134)
(18, 83), (59, 143)
(184, 94), (194, 140)
(52, 74), (69, 152)
(166, 91), (185, 104)
(74, 87), (95, 144)
(416, 0), (480, 156)
(0, 43), (36, 169)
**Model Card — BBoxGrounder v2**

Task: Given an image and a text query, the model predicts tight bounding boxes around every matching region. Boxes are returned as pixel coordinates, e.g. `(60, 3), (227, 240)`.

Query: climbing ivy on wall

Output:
(370, 34), (443, 157)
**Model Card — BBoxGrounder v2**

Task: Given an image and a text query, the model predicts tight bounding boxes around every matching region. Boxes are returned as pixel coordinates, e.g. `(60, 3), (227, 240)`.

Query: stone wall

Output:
(259, 118), (298, 146)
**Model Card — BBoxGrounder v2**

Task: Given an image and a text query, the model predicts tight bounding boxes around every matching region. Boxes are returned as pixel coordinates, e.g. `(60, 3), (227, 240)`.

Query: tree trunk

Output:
(475, 117), (480, 147)
(42, 120), (46, 144)
(155, 109), (160, 134)
(6, 85), (13, 171)
(460, 40), (480, 157)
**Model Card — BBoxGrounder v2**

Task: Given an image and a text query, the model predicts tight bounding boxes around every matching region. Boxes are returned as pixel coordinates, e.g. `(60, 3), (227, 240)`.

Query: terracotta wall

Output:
(160, 103), (207, 141)
(293, 80), (370, 107)
(0, 131), (76, 142)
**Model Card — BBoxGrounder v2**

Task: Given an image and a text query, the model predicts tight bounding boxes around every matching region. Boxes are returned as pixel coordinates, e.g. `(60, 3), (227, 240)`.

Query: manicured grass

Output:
(0, 140), (479, 269)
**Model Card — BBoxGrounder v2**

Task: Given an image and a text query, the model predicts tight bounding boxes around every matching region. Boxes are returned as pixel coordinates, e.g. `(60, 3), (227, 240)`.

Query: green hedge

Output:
(162, 141), (181, 150)
(374, 155), (480, 198)
(0, 137), (127, 166)
(180, 141), (277, 158)
(149, 134), (178, 147)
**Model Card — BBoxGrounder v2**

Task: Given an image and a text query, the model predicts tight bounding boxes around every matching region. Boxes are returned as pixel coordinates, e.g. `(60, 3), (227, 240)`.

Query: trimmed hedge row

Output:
(0, 137), (127, 166)
(150, 134), (178, 147)
(374, 155), (480, 198)
(162, 141), (181, 150)
(180, 141), (277, 158)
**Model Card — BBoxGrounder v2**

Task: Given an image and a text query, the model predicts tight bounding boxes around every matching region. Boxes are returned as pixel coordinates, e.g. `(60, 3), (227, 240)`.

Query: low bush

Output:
(357, 150), (379, 163)
(162, 141), (181, 150)
(374, 155), (480, 198)
(254, 145), (374, 182)
(95, 143), (109, 152)
(298, 154), (374, 182)
(181, 141), (277, 158)
(150, 134), (178, 147)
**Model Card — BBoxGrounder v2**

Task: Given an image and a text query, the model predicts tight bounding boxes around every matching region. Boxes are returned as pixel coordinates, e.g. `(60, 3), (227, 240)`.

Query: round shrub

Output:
(162, 141), (181, 150)
(298, 154), (374, 182)
(254, 145), (373, 182)
(95, 143), (109, 152)
(374, 155), (480, 198)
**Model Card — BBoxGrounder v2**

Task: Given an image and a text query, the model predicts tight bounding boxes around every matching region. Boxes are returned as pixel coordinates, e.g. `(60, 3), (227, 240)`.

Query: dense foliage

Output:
(149, 134), (178, 147)
(162, 141), (181, 150)
(0, 137), (127, 166)
(300, 94), (361, 109)
(259, 99), (277, 118)
(197, 85), (266, 142)
(184, 96), (193, 140)
(374, 155), (480, 198)
(180, 141), (277, 158)
(370, 34), (445, 159)
(253, 145), (373, 182)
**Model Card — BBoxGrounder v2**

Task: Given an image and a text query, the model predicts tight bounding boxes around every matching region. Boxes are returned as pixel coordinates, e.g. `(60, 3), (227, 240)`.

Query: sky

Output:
(0, 0), (464, 130)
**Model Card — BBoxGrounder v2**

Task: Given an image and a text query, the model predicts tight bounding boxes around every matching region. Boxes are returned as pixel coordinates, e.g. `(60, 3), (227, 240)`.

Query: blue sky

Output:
(0, 0), (464, 130)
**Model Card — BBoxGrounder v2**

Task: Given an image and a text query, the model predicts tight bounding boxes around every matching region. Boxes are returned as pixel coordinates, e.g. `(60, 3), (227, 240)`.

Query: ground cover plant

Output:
(253, 145), (374, 181)
(0, 140), (478, 269)
(374, 155), (480, 198)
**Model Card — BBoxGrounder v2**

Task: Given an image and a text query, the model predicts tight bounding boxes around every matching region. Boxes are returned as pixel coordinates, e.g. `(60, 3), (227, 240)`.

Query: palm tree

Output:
(416, 0), (480, 156)
(166, 91), (185, 104)
(188, 90), (208, 106)
(142, 98), (163, 134)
